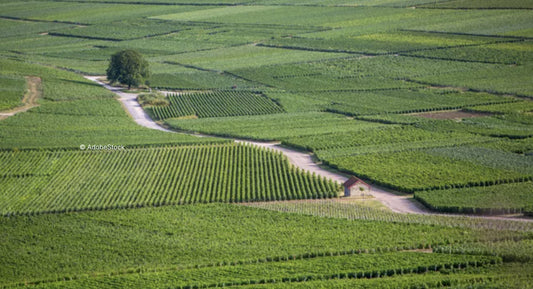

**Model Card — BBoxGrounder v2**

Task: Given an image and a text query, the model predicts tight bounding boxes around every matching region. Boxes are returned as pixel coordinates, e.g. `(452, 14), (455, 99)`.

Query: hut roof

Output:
(343, 176), (369, 188)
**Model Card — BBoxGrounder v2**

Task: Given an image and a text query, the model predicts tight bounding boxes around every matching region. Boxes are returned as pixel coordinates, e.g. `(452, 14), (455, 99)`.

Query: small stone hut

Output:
(343, 176), (371, 197)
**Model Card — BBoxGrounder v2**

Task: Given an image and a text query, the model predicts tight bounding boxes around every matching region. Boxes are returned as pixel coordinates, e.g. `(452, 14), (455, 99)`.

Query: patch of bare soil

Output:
(412, 110), (492, 120)
(0, 76), (42, 120)
(23, 76), (41, 106)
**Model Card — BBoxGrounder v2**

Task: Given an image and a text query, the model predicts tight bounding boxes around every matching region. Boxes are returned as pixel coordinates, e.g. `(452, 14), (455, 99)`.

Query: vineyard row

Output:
(0, 144), (340, 216)
(149, 90), (284, 120)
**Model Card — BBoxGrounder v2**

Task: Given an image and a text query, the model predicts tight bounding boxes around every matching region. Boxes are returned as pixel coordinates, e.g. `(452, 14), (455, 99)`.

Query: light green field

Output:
(155, 45), (351, 71)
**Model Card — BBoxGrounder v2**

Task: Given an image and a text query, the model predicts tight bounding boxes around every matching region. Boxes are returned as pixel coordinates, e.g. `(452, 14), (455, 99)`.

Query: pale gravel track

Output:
(85, 76), (172, 132)
(238, 140), (430, 214)
(84, 76), (530, 220)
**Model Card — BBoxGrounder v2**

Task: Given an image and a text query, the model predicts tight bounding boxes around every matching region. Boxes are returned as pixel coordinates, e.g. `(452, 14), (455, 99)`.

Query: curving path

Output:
(84, 76), (527, 219)
(85, 76), (172, 132)
(238, 140), (430, 214)
(0, 76), (42, 120)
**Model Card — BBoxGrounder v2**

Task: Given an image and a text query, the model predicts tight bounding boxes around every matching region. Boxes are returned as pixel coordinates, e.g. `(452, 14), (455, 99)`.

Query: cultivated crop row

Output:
(427, 146), (533, 175)
(0, 74), (25, 111)
(414, 181), (533, 215)
(319, 88), (514, 116)
(263, 30), (504, 55)
(416, 116), (533, 139)
(434, 239), (533, 263)
(0, 144), (339, 216)
(404, 41), (532, 65)
(25, 253), (499, 289)
(282, 126), (479, 151)
(166, 112), (384, 141)
(322, 150), (526, 193)
(4, 203), (514, 286)
(466, 100), (533, 114)
(314, 136), (492, 159)
(149, 90), (284, 120)
(242, 200), (533, 232)
(0, 95), (224, 149)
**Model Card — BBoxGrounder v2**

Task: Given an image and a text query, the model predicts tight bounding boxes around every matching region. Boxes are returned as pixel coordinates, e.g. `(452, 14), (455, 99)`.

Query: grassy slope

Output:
(0, 58), (223, 149)
(0, 74), (25, 111)
(0, 204), (523, 286)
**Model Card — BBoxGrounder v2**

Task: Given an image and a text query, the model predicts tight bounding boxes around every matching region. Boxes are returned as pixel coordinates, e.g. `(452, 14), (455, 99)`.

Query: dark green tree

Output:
(106, 50), (150, 89)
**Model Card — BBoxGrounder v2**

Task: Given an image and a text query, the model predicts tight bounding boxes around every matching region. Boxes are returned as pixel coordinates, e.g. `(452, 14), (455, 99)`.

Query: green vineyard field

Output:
(324, 150), (527, 193)
(0, 144), (339, 216)
(243, 199), (533, 232)
(0, 74), (25, 111)
(148, 90), (284, 120)
(166, 112), (386, 140)
(415, 182), (533, 215)
(435, 239), (533, 263)
(282, 126), (480, 152)
(0, 203), (523, 286)
(23, 253), (500, 289)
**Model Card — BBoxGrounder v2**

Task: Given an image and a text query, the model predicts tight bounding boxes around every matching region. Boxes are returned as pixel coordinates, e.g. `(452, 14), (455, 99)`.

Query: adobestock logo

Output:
(80, 144), (126, 151)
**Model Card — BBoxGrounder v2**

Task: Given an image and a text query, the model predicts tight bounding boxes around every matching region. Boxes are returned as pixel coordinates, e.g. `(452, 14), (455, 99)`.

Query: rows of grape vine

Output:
(0, 144), (340, 216)
(149, 91), (284, 120)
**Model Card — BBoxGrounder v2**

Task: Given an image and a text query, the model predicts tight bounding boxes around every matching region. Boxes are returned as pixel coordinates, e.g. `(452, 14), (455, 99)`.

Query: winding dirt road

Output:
(240, 140), (429, 214)
(85, 76), (172, 132)
(84, 76), (526, 218)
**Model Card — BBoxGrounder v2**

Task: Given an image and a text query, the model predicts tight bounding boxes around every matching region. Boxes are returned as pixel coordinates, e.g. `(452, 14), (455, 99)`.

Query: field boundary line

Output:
(47, 32), (122, 42)
(259, 38), (523, 58)
(403, 78), (533, 101)
(41, 0), (240, 6)
(0, 15), (90, 26)
(399, 29), (533, 41)
(163, 60), (276, 88)
(398, 53), (516, 65)
(414, 6), (533, 11)
(48, 27), (193, 42)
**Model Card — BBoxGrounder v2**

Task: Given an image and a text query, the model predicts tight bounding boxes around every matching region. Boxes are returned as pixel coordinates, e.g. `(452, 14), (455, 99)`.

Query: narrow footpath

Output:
(0, 76), (42, 120)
